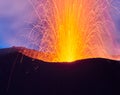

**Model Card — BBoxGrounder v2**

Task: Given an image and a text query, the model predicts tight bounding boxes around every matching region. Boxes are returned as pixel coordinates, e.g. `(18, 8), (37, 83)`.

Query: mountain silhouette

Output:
(0, 47), (120, 95)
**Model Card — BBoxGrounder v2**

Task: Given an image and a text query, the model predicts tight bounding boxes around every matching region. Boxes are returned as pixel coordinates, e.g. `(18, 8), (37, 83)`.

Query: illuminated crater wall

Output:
(19, 0), (120, 62)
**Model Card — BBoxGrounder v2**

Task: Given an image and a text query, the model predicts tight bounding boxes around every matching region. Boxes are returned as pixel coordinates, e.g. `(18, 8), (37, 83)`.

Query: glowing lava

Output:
(19, 0), (120, 62)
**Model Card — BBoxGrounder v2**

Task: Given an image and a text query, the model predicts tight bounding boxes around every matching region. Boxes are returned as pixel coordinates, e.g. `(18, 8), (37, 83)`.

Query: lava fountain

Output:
(18, 0), (120, 62)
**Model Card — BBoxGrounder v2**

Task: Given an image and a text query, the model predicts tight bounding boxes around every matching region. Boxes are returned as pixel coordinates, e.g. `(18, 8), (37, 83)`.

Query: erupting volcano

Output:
(17, 0), (120, 62)
(1, 1), (120, 94)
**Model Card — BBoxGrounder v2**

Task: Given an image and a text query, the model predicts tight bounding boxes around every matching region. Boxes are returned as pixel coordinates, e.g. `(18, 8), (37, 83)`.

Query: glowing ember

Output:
(19, 0), (120, 62)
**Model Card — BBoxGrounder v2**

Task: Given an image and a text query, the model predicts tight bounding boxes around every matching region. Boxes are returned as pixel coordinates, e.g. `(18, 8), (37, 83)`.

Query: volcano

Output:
(0, 47), (120, 95)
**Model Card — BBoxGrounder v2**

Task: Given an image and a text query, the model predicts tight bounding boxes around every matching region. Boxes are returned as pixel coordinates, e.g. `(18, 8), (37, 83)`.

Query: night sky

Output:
(0, 0), (120, 50)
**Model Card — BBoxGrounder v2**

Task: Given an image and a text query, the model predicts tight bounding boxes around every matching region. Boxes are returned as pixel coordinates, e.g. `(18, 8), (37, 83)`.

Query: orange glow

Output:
(19, 0), (120, 62)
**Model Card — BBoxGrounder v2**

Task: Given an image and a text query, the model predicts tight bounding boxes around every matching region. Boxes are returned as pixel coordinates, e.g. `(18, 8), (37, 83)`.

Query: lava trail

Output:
(19, 0), (120, 62)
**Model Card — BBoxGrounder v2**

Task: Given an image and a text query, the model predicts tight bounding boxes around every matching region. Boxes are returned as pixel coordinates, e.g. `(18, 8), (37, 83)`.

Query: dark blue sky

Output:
(0, 0), (32, 48)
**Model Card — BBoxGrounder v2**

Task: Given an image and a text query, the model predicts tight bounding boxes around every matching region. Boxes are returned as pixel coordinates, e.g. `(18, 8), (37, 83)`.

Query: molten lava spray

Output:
(19, 0), (120, 62)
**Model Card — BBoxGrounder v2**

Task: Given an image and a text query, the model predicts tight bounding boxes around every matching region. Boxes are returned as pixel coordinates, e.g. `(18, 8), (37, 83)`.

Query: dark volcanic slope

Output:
(0, 48), (120, 95)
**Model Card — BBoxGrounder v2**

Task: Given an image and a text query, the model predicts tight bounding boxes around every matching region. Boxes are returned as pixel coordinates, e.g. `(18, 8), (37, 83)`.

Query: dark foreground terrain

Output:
(0, 48), (120, 95)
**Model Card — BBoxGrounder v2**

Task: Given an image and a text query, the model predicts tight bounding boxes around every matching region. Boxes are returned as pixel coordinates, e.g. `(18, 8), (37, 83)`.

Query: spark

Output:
(19, 0), (120, 62)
